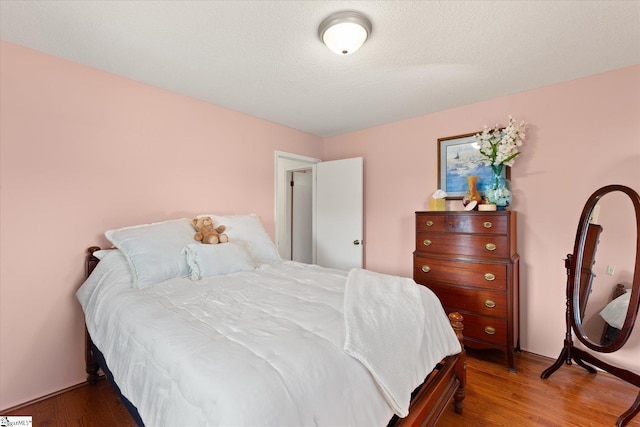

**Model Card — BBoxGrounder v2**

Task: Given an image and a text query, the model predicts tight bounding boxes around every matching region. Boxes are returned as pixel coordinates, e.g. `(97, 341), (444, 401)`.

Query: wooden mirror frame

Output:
(571, 185), (640, 352)
(541, 184), (640, 427)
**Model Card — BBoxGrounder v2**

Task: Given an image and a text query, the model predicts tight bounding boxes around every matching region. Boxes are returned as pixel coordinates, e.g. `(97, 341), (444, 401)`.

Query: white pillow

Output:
(91, 249), (111, 260)
(599, 289), (631, 329)
(105, 218), (195, 288)
(184, 242), (255, 280)
(198, 214), (281, 263)
(76, 249), (132, 308)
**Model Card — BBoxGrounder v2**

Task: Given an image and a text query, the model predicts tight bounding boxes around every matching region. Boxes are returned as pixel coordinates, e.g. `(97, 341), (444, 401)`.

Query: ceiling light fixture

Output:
(318, 11), (372, 56)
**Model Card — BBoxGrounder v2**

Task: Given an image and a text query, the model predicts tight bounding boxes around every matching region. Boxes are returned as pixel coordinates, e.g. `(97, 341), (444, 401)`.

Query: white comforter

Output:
(77, 251), (461, 427)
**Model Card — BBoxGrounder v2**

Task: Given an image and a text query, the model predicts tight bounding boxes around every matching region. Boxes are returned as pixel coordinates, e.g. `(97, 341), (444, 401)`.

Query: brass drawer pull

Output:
(484, 299), (496, 308)
(425, 220), (434, 227)
(484, 326), (497, 335)
(483, 221), (493, 229)
(423, 239), (432, 247)
(485, 243), (497, 251)
(484, 273), (496, 281)
(421, 265), (431, 273)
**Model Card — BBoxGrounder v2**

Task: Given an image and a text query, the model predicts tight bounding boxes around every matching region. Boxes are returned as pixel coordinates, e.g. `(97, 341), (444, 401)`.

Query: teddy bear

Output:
(192, 216), (229, 244)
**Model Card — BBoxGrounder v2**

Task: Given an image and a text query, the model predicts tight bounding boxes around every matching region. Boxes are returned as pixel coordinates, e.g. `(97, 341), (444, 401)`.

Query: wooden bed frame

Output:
(84, 246), (466, 427)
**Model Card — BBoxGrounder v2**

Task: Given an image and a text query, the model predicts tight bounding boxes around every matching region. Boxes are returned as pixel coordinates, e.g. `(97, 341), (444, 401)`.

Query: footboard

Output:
(392, 312), (466, 427)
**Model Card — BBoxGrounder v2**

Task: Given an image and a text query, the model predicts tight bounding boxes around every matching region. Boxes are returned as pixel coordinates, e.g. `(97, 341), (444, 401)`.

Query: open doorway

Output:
(274, 151), (364, 269)
(274, 151), (319, 261)
(289, 169), (313, 263)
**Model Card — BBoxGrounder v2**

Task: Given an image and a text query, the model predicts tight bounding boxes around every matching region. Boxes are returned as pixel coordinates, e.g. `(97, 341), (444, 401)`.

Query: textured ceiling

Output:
(1, 1), (639, 137)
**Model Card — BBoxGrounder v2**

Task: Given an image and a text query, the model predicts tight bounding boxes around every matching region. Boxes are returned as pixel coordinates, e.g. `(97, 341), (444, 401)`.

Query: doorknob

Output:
(353, 240), (361, 245)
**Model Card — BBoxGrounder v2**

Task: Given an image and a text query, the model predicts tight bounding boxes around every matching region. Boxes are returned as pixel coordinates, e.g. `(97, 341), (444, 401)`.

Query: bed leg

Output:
(84, 247), (102, 385)
(453, 353), (466, 414)
(449, 312), (466, 414)
(453, 384), (465, 414)
(85, 327), (99, 385)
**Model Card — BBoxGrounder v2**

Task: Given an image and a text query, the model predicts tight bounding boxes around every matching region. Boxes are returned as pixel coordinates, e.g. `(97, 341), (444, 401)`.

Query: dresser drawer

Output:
(416, 233), (510, 258)
(444, 214), (508, 234)
(416, 212), (508, 234)
(416, 214), (447, 232)
(414, 256), (507, 290)
(426, 283), (507, 318)
(442, 311), (509, 346)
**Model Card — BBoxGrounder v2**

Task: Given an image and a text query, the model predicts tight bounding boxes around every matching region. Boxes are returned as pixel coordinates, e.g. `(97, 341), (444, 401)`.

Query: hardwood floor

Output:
(4, 378), (135, 426)
(4, 350), (639, 426)
(437, 349), (640, 427)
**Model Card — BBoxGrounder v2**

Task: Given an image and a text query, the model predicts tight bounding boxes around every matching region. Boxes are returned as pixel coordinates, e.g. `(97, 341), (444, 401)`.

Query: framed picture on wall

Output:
(437, 132), (510, 199)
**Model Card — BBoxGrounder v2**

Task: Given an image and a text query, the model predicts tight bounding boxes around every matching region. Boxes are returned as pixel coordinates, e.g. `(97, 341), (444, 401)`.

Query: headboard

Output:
(86, 246), (102, 278)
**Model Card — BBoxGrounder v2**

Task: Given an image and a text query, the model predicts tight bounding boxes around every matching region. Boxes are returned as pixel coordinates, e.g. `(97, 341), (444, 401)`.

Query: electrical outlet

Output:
(606, 265), (616, 275)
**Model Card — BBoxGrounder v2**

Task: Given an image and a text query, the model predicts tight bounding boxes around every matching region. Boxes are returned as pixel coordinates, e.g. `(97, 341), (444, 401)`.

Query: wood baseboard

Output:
(0, 375), (104, 413)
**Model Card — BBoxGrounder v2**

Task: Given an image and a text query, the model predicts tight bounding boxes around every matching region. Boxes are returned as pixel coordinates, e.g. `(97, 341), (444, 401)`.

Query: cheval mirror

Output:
(541, 184), (640, 426)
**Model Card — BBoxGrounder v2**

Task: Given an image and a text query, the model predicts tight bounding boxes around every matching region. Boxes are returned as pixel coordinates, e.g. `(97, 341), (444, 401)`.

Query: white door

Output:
(315, 157), (364, 270)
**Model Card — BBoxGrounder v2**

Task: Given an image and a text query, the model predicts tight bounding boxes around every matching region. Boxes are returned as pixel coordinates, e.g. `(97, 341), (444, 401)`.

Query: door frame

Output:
(274, 151), (320, 261)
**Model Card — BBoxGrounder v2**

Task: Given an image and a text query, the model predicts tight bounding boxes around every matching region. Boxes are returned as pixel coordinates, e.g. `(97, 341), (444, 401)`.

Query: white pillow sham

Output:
(76, 249), (132, 309)
(198, 214), (281, 263)
(183, 242), (255, 280)
(90, 249), (111, 260)
(105, 218), (195, 288)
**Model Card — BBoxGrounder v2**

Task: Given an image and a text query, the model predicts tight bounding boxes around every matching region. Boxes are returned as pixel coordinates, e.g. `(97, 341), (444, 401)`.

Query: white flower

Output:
(474, 116), (527, 169)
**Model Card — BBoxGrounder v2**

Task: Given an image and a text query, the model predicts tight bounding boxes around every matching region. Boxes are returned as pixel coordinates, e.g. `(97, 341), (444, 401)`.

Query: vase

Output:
(462, 175), (482, 208)
(484, 165), (512, 210)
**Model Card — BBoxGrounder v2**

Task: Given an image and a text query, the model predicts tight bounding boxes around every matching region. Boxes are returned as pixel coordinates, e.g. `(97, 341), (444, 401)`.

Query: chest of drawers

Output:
(413, 211), (520, 371)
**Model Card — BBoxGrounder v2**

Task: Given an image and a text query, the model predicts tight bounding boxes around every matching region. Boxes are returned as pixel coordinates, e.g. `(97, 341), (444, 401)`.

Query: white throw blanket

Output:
(343, 268), (426, 417)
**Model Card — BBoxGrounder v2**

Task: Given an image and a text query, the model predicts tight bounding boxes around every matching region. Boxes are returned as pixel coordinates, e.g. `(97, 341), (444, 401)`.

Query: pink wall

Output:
(0, 41), (323, 410)
(2, 39), (639, 409)
(324, 65), (640, 373)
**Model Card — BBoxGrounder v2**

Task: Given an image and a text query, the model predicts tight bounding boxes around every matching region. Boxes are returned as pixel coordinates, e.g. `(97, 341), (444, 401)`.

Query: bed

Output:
(77, 215), (466, 426)
(600, 283), (630, 346)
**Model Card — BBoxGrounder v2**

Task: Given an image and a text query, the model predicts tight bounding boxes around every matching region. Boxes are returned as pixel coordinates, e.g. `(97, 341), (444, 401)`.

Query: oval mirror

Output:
(570, 185), (640, 353)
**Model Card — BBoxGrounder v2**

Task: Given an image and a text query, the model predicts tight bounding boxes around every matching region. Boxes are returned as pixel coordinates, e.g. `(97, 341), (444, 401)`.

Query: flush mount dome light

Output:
(318, 11), (372, 55)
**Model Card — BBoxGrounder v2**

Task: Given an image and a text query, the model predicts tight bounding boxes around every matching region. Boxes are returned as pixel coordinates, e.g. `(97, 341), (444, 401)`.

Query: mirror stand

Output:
(541, 184), (640, 427)
(541, 258), (640, 427)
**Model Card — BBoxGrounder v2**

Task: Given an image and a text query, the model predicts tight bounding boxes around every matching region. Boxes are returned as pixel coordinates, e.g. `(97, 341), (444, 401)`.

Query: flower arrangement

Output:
(474, 115), (527, 178)
(473, 116), (527, 209)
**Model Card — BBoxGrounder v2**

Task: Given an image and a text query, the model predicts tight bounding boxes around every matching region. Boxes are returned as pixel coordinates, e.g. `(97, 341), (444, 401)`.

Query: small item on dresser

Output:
(429, 189), (447, 211)
(478, 203), (497, 211)
(463, 200), (477, 211)
(462, 175), (482, 209)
